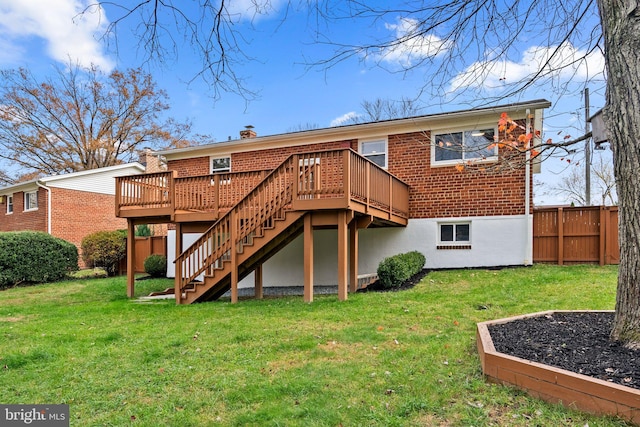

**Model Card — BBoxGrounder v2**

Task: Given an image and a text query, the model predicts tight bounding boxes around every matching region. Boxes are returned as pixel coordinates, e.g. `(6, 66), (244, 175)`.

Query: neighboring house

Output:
(0, 163), (146, 265)
(116, 99), (550, 304)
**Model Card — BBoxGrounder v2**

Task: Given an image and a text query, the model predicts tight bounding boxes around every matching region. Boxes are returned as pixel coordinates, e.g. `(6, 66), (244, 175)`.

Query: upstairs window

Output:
(359, 139), (388, 168)
(433, 128), (496, 165)
(210, 157), (231, 174)
(24, 191), (38, 211)
(6, 194), (13, 214)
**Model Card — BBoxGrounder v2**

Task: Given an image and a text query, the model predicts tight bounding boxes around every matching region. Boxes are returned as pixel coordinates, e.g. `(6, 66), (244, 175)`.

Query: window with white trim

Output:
(433, 128), (496, 164)
(359, 139), (387, 168)
(24, 191), (38, 211)
(439, 222), (470, 244)
(210, 157), (231, 173)
(6, 194), (13, 214)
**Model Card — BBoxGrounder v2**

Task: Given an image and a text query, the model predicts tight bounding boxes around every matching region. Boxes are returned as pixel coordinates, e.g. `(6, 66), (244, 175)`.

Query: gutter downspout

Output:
(35, 181), (52, 235)
(524, 109), (533, 265)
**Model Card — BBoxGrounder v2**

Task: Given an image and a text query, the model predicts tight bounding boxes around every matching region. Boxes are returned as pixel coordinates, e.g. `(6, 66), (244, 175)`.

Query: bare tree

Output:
(552, 151), (617, 206)
(92, 0), (640, 345)
(0, 63), (194, 177)
(347, 97), (423, 123)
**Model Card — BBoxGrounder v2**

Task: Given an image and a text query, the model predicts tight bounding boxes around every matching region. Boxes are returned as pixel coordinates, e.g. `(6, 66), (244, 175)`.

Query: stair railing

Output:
(174, 155), (297, 301)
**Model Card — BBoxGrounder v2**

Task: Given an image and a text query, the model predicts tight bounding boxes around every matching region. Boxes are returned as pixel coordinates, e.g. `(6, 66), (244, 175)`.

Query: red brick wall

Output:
(50, 187), (128, 255)
(164, 133), (528, 219)
(0, 189), (47, 233)
(231, 140), (355, 172)
(170, 157), (210, 177)
(387, 131), (528, 218)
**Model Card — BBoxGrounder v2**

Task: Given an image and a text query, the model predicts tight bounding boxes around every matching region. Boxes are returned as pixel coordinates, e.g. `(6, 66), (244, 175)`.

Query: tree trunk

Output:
(597, 0), (640, 346)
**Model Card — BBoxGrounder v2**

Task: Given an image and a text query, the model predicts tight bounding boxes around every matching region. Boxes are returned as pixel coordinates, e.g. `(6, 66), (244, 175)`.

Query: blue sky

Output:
(0, 0), (611, 204)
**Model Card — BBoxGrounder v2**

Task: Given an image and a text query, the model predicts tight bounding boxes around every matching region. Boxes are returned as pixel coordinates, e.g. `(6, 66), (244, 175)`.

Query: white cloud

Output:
(449, 43), (606, 93)
(0, 0), (113, 70)
(372, 17), (451, 67)
(330, 112), (360, 127)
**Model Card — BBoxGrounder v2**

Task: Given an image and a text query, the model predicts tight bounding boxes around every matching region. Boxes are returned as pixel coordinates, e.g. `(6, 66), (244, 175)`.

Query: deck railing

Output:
(174, 171), (267, 214)
(116, 149), (409, 220)
(115, 171), (175, 216)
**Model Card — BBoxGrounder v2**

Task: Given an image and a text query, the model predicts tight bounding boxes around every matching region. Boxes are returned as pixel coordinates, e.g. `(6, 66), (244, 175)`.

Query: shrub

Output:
(81, 230), (126, 276)
(144, 254), (167, 278)
(377, 251), (426, 289)
(135, 224), (152, 237)
(0, 231), (78, 289)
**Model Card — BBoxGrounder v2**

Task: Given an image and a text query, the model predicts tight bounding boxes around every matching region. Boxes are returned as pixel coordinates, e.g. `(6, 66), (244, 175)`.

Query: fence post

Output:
(599, 206), (606, 266)
(557, 207), (564, 265)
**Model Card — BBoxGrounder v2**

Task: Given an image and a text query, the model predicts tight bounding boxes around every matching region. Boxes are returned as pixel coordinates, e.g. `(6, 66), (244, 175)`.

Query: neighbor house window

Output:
(359, 139), (388, 168)
(6, 194), (13, 214)
(24, 191), (38, 211)
(439, 222), (470, 244)
(210, 157), (231, 173)
(433, 128), (496, 164)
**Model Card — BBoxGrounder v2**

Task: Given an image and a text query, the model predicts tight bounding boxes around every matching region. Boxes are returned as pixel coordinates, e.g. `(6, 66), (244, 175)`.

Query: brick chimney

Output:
(139, 147), (166, 173)
(240, 125), (257, 139)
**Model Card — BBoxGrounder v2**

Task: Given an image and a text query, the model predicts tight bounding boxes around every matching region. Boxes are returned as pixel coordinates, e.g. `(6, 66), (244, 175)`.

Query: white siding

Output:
(43, 164), (144, 195)
(166, 214), (531, 288)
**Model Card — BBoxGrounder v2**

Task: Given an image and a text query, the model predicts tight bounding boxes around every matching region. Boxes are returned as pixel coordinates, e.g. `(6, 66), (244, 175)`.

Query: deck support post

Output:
(126, 219), (135, 298)
(254, 264), (263, 299)
(337, 211), (348, 301)
(174, 223), (183, 304)
(304, 214), (314, 302)
(349, 219), (358, 293)
(230, 211), (239, 303)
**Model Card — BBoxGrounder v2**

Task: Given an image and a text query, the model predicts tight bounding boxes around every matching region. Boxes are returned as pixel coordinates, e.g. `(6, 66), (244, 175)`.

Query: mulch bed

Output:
(358, 269), (430, 293)
(489, 312), (640, 390)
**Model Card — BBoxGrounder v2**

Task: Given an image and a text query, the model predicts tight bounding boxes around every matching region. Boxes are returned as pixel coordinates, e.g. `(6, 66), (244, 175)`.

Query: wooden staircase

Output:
(175, 154), (308, 304)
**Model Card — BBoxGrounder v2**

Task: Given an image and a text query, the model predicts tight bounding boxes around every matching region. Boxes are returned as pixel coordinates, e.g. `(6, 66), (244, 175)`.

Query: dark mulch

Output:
(358, 269), (430, 293)
(489, 312), (640, 390)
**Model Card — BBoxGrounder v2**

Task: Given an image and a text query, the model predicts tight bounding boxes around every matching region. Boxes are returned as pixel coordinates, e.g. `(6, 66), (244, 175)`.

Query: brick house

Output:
(0, 163), (145, 265)
(116, 100), (550, 303)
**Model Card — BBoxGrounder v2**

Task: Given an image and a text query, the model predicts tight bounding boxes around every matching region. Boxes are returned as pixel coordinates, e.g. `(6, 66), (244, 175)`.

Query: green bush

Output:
(81, 230), (126, 276)
(135, 224), (152, 237)
(377, 251), (426, 289)
(144, 254), (167, 278)
(0, 231), (78, 289)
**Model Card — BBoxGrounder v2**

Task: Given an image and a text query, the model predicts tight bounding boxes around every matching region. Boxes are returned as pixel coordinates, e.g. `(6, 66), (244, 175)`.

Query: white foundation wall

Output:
(166, 214), (532, 288)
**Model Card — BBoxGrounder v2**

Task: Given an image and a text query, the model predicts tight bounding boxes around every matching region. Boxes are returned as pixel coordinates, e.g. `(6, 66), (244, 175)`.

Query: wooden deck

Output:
(116, 149), (410, 304)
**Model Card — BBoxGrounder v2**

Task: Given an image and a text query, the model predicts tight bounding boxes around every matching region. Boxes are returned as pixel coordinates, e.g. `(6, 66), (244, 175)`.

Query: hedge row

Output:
(0, 231), (78, 289)
(377, 251), (426, 289)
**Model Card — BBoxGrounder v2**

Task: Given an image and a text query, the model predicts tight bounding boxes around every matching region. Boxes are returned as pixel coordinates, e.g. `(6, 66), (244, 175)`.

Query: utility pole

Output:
(584, 87), (591, 206)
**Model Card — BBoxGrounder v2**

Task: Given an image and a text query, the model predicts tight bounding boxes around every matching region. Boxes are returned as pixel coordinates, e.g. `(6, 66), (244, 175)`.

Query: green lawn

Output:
(0, 265), (631, 426)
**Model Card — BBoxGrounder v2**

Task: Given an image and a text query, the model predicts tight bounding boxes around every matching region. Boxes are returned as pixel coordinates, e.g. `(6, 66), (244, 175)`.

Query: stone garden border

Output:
(477, 310), (640, 425)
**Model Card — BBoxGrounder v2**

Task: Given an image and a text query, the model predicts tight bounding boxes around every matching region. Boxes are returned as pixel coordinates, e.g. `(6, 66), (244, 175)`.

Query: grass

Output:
(0, 264), (631, 426)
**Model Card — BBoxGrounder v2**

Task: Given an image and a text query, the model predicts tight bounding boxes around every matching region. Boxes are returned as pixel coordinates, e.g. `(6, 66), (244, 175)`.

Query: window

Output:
(6, 194), (13, 214)
(433, 128), (496, 164)
(24, 191), (38, 211)
(210, 157), (231, 173)
(439, 222), (470, 244)
(360, 139), (387, 168)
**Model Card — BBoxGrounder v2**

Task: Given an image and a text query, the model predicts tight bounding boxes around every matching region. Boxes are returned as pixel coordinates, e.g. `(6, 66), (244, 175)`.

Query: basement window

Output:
(438, 222), (471, 249)
(24, 191), (38, 211)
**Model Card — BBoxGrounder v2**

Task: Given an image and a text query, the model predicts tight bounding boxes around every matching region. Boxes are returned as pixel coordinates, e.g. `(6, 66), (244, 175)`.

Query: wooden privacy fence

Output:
(533, 206), (619, 265)
(119, 236), (167, 274)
